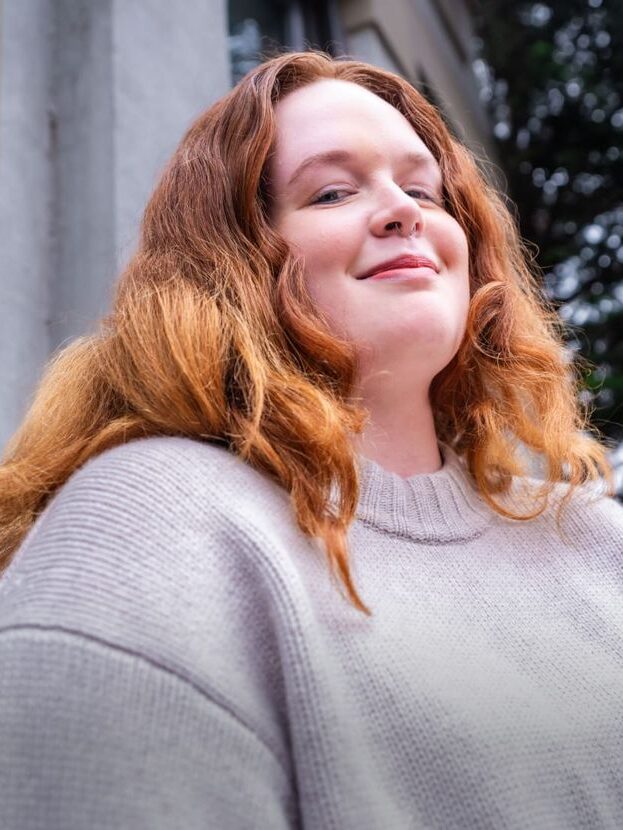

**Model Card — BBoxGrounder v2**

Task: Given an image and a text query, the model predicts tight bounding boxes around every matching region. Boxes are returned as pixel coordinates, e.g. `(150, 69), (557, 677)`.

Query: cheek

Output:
(439, 218), (471, 296)
(278, 213), (360, 282)
(444, 217), (470, 269)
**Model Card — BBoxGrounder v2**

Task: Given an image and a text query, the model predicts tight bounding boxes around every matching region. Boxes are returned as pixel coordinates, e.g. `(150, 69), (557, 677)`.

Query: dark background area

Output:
(471, 0), (623, 487)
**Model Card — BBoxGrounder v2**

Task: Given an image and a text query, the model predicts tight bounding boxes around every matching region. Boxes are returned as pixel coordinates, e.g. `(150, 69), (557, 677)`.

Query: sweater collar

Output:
(354, 444), (494, 542)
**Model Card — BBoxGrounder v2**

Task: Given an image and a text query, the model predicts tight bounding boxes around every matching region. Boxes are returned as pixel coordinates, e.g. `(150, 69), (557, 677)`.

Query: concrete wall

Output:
(340, 0), (495, 160)
(0, 0), (231, 452)
(49, 0), (116, 351)
(0, 0), (55, 455)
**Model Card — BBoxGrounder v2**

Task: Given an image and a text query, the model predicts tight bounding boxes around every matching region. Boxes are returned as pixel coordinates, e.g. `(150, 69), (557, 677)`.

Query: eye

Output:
(405, 187), (441, 204)
(311, 188), (353, 205)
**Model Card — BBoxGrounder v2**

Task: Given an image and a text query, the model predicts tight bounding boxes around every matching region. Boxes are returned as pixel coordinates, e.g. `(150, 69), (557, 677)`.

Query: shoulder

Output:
(0, 436), (310, 774)
(37, 434), (293, 542)
(68, 433), (285, 508)
(507, 471), (623, 552)
(0, 435), (311, 639)
(559, 483), (623, 548)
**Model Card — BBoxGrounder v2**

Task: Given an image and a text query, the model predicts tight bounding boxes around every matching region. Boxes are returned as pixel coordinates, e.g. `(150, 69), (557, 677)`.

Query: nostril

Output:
(391, 218), (419, 238)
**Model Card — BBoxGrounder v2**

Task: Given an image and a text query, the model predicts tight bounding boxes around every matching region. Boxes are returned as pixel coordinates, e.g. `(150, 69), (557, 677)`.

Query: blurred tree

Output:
(472, 0), (623, 486)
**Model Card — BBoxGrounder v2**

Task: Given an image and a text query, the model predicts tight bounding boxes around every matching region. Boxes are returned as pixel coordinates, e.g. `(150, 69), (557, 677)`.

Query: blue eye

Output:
(406, 188), (437, 202)
(312, 189), (348, 204)
(311, 186), (442, 206)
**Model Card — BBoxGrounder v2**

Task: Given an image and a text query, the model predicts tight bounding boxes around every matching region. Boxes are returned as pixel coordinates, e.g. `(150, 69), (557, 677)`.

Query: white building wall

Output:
(0, 0), (55, 453)
(0, 0), (231, 452)
(340, 0), (495, 159)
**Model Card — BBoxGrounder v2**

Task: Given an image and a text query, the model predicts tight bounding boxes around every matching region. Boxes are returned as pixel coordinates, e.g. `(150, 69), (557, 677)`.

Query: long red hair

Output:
(0, 51), (614, 615)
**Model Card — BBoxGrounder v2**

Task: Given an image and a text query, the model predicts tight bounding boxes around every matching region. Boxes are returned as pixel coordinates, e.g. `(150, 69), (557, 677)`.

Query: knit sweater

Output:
(1, 435), (623, 830)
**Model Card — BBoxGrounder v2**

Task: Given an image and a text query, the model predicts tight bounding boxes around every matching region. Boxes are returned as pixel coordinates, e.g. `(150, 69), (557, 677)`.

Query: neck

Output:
(350, 386), (441, 478)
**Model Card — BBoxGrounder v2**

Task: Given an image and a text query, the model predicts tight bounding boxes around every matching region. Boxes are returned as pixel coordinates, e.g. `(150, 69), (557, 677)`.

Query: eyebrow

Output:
(286, 148), (440, 188)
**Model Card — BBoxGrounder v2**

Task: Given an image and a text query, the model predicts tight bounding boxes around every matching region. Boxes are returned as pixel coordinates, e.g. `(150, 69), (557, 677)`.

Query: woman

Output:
(1, 50), (622, 829)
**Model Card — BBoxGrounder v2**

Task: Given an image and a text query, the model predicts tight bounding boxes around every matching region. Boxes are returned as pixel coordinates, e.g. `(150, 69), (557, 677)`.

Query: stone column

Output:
(0, 0), (231, 450)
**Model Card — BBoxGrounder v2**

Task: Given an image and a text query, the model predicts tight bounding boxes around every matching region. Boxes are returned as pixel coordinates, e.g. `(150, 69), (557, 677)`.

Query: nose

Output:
(370, 184), (423, 238)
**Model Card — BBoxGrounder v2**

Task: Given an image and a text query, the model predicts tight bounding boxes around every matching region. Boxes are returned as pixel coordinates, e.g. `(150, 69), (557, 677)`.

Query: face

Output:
(268, 78), (470, 391)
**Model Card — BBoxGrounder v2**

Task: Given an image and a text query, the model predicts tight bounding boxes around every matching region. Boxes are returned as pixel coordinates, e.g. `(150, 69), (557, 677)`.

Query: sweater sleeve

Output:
(0, 626), (298, 830)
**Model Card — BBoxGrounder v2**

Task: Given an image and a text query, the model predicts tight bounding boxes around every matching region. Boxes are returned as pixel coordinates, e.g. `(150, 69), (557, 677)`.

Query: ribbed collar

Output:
(353, 444), (494, 542)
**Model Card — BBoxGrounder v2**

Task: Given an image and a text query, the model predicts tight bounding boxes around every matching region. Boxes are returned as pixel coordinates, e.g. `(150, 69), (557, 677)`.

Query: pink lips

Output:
(358, 255), (439, 280)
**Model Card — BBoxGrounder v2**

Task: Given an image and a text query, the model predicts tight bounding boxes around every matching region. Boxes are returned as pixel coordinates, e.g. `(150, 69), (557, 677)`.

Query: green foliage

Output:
(473, 0), (623, 465)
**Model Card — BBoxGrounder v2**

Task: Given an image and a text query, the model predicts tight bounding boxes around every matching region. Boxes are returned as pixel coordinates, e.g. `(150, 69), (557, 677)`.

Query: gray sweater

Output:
(1, 435), (623, 829)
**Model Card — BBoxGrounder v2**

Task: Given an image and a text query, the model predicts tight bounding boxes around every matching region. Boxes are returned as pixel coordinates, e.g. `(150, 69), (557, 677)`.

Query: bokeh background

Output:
(2, 0), (621, 491)
(474, 0), (623, 493)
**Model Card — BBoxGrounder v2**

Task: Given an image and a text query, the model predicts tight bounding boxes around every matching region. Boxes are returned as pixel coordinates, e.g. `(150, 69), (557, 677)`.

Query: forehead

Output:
(271, 79), (437, 180)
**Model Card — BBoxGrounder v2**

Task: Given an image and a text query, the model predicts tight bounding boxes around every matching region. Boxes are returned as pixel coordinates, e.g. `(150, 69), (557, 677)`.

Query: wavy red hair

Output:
(0, 51), (614, 615)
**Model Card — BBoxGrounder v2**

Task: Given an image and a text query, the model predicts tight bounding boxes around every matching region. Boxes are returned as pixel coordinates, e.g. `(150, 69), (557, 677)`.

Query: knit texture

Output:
(1, 434), (622, 829)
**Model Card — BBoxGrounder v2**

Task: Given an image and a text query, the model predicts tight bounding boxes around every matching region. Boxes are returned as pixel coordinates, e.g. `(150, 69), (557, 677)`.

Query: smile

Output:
(357, 254), (440, 280)
(367, 266), (438, 282)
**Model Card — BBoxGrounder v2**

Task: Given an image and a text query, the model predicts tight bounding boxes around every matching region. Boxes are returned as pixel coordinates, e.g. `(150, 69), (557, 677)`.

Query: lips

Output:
(357, 255), (439, 280)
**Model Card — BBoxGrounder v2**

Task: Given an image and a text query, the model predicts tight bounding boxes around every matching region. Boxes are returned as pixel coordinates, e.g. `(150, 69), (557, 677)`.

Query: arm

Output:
(0, 626), (299, 830)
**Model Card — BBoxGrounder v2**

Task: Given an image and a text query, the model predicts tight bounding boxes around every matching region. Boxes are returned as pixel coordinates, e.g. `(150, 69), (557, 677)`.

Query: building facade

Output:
(0, 0), (490, 451)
